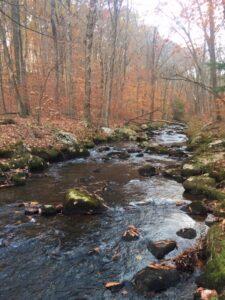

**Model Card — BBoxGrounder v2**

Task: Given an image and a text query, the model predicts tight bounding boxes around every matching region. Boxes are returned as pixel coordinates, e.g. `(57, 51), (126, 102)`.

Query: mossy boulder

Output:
(93, 135), (108, 145)
(144, 143), (170, 155)
(183, 175), (225, 200)
(28, 156), (47, 172)
(31, 147), (63, 163)
(0, 171), (7, 184)
(11, 172), (27, 186)
(134, 266), (181, 293)
(196, 224), (225, 293)
(63, 189), (107, 215)
(181, 163), (203, 177)
(0, 162), (10, 172)
(9, 155), (30, 169)
(113, 127), (138, 141)
(0, 147), (14, 159)
(61, 146), (90, 159)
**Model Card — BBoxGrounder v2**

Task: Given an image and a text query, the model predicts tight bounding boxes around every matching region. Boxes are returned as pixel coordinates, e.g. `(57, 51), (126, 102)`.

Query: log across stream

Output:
(0, 125), (208, 299)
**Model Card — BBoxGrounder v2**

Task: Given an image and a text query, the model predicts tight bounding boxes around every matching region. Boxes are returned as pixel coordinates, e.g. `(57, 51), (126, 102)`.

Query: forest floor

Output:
(0, 116), (95, 148)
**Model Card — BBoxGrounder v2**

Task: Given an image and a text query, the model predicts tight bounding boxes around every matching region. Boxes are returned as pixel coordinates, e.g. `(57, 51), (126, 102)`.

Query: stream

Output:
(0, 125), (207, 299)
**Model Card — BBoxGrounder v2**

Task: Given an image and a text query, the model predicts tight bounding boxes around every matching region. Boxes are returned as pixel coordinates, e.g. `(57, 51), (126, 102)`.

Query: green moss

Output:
(199, 224), (225, 292)
(93, 135), (108, 144)
(31, 147), (63, 162)
(11, 172), (27, 186)
(63, 188), (105, 214)
(112, 127), (137, 141)
(0, 162), (10, 172)
(9, 155), (30, 169)
(183, 175), (225, 200)
(28, 156), (47, 172)
(0, 147), (14, 159)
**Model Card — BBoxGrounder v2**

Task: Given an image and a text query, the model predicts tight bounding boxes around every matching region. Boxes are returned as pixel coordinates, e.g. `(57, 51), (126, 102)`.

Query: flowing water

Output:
(0, 126), (207, 300)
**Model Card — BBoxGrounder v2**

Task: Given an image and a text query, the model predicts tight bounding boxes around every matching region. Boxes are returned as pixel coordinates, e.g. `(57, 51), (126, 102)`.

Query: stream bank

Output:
(0, 123), (210, 299)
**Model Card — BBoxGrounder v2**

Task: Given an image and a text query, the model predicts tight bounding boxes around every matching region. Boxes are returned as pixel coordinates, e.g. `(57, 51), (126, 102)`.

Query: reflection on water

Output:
(0, 126), (206, 300)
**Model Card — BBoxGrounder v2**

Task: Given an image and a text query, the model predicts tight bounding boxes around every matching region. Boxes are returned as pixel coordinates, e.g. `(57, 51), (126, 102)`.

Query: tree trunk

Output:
(84, 0), (98, 126)
(11, 0), (30, 116)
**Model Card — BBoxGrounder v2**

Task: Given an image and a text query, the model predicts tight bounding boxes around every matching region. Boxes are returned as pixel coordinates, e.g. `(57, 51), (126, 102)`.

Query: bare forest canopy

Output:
(0, 0), (225, 126)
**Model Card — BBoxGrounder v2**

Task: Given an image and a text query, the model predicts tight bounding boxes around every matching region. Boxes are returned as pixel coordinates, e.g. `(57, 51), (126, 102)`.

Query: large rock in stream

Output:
(63, 189), (107, 215)
(138, 164), (156, 177)
(133, 266), (181, 294)
(147, 240), (177, 259)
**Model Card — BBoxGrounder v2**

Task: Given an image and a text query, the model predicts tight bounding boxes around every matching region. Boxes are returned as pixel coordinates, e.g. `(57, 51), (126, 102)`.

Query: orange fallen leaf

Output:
(105, 282), (121, 288)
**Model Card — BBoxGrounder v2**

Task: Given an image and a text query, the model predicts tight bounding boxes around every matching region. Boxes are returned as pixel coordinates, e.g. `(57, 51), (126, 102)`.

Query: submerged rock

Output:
(147, 240), (177, 259)
(63, 189), (107, 215)
(138, 164), (156, 177)
(176, 228), (197, 239)
(134, 265), (180, 293)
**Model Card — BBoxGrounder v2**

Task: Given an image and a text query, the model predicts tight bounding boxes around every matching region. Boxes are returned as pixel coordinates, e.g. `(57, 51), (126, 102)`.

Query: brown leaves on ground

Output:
(0, 116), (94, 149)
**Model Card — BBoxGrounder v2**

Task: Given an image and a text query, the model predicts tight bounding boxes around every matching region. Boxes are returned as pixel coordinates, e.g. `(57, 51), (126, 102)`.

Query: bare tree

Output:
(84, 0), (98, 126)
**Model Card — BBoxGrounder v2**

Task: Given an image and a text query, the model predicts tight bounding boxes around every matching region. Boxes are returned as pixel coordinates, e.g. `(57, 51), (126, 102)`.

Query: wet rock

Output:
(176, 228), (197, 239)
(138, 164), (156, 177)
(162, 167), (183, 183)
(205, 214), (219, 227)
(127, 147), (142, 153)
(63, 189), (107, 215)
(147, 240), (177, 259)
(136, 153), (144, 157)
(185, 201), (208, 216)
(41, 205), (57, 216)
(55, 204), (63, 213)
(24, 202), (40, 215)
(98, 146), (110, 152)
(106, 151), (130, 160)
(134, 266), (180, 293)
(122, 225), (139, 241)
